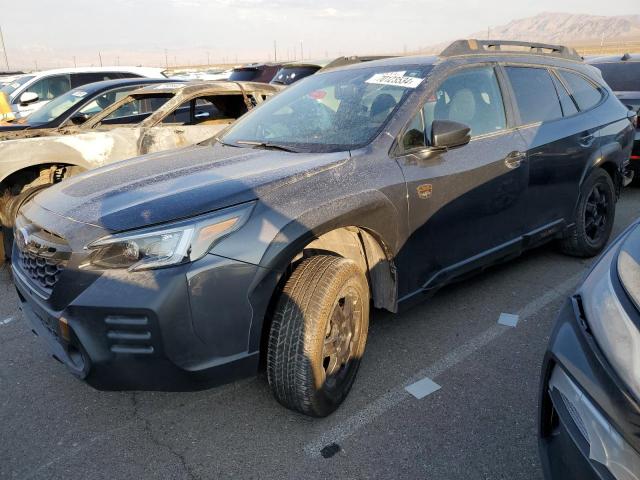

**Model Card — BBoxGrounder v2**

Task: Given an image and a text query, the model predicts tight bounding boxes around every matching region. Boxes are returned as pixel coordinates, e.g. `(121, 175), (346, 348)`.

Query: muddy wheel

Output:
(1, 184), (50, 260)
(267, 255), (370, 417)
(560, 168), (615, 258)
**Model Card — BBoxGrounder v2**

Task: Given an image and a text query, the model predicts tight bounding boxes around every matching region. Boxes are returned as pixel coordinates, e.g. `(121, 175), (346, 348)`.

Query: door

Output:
(505, 66), (602, 233)
(394, 65), (529, 297)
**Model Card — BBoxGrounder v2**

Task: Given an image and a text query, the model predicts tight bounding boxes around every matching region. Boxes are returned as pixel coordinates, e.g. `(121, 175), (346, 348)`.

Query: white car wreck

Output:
(0, 80), (282, 257)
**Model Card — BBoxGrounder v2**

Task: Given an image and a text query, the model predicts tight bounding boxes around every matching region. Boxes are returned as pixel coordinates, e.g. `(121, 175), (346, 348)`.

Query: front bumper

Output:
(539, 298), (640, 480)
(13, 251), (267, 391)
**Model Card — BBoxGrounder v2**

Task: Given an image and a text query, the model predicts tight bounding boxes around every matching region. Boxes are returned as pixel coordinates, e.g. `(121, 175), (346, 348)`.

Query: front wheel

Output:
(560, 168), (615, 257)
(267, 255), (370, 417)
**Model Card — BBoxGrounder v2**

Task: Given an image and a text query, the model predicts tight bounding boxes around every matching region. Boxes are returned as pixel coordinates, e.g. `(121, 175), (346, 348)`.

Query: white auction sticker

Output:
(366, 71), (424, 88)
(72, 91), (87, 97)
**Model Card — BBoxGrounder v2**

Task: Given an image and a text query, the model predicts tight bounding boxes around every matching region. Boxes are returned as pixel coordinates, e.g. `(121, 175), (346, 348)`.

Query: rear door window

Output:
(505, 67), (562, 125)
(557, 70), (604, 111)
(71, 73), (113, 88)
(550, 73), (578, 117)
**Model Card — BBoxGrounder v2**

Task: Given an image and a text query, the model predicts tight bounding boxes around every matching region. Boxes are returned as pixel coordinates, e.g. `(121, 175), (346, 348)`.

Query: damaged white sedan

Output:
(0, 81), (282, 257)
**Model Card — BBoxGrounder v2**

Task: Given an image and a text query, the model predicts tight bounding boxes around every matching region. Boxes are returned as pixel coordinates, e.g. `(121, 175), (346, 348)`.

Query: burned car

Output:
(0, 81), (281, 256)
(12, 40), (635, 417)
(0, 77), (181, 138)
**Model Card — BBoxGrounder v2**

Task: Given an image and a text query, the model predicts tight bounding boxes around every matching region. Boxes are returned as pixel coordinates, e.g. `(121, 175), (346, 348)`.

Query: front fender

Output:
(212, 188), (402, 271)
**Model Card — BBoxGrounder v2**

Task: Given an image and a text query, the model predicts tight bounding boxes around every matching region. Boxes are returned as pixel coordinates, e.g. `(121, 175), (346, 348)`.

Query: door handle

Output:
(505, 151), (526, 169)
(579, 132), (595, 147)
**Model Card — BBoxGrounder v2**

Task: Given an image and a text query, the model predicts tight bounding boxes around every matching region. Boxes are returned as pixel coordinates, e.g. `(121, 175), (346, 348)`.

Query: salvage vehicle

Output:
(270, 57), (394, 86)
(588, 54), (640, 185)
(228, 63), (282, 83)
(0, 81), (281, 256)
(539, 218), (640, 480)
(0, 78), (180, 138)
(12, 40), (635, 417)
(0, 66), (167, 119)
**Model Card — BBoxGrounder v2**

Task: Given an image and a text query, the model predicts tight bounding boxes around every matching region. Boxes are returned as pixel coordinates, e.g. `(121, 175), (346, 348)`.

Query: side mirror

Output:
(431, 120), (471, 149)
(69, 112), (90, 125)
(19, 91), (39, 106)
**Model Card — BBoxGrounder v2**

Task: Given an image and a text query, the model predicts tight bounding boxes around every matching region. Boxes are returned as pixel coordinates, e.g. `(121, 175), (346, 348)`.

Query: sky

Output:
(1, 0), (638, 70)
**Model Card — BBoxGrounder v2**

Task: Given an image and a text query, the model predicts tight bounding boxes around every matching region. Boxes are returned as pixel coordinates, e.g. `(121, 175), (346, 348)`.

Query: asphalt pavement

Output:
(1, 188), (639, 480)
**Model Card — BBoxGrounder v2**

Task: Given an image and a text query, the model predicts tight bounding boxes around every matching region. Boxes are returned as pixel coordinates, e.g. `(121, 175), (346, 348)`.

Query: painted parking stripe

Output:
(304, 270), (584, 457)
(498, 313), (519, 327)
(405, 377), (441, 399)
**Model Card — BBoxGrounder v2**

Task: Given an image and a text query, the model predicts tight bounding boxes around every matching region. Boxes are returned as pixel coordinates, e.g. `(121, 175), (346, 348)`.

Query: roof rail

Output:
(440, 39), (582, 61)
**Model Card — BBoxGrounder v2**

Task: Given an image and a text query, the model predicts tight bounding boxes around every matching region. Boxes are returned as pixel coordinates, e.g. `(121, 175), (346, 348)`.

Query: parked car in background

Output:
(0, 71), (26, 87)
(270, 61), (326, 85)
(269, 57), (396, 86)
(539, 218), (640, 480)
(0, 78), (180, 139)
(0, 81), (281, 256)
(228, 63), (282, 83)
(171, 68), (232, 81)
(588, 54), (640, 185)
(0, 66), (167, 119)
(11, 40), (634, 417)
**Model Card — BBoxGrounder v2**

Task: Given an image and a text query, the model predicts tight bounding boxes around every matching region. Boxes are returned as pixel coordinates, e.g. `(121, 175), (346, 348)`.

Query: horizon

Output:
(1, 3), (639, 70)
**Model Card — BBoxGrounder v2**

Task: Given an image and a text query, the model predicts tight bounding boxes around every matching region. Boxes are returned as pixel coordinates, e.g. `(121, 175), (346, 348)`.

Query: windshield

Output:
(222, 64), (431, 152)
(229, 69), (261, 81)
(0, 75), (35, 96)
(593, 62), (640, 92)
(270, 66), (321, 85)
(26, 87), (92, 124)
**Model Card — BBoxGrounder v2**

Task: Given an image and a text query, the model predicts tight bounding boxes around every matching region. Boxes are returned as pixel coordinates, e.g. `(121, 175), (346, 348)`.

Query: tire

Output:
(560, 168), (615, 257)
(267, 255), (370, 417)
(1, 184), (51, 260)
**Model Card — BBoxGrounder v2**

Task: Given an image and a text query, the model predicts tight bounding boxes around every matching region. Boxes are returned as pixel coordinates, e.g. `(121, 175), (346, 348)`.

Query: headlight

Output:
(85, 202), (254, 271)
(581, 245), (640, 401)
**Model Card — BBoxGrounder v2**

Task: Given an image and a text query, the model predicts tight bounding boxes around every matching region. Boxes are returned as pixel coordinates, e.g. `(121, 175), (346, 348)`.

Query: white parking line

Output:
(0, 316), (15, 326)
(304, 270), (585, 457)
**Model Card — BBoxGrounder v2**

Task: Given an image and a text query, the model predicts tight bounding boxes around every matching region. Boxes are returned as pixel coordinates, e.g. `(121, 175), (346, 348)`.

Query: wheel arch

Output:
(0, 162), (86, 225)
(245, 191), (403, 360)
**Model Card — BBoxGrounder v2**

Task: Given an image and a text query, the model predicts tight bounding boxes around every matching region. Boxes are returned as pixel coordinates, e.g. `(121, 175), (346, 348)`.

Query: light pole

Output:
(0, 25), (10, 70)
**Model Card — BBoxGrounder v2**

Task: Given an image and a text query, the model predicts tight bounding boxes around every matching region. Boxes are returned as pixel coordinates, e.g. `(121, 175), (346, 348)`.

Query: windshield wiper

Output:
(235, 140), (299, 153)
(215, 137), (240, 148)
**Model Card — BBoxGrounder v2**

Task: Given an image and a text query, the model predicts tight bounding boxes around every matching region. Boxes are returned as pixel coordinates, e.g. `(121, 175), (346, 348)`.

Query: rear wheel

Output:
(560, 168), (615, 257)
(267, 255), (370, 417)
(1, 184), (51, 260)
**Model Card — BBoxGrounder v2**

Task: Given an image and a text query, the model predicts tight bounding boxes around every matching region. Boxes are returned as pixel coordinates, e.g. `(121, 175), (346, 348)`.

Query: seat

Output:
(369, 93), (397, 122)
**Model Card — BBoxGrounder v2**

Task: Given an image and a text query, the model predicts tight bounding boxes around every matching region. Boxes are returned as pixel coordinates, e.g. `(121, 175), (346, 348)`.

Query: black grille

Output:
(15, 221), (71, 296)
(18, 249), (66, 291)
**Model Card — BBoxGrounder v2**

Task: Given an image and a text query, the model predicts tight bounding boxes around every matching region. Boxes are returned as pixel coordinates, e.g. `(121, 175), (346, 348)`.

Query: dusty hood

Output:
(34, 143), (349, 232)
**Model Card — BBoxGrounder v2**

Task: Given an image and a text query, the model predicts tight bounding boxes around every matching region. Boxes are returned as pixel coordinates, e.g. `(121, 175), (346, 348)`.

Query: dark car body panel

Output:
(14, 52), (636, 390)
(587, 56), (640, 179)
(539, 221), (640, 479)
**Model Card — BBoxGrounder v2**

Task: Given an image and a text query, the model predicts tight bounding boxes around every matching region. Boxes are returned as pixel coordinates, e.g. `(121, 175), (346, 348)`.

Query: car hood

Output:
(34, 143), (350, 233)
